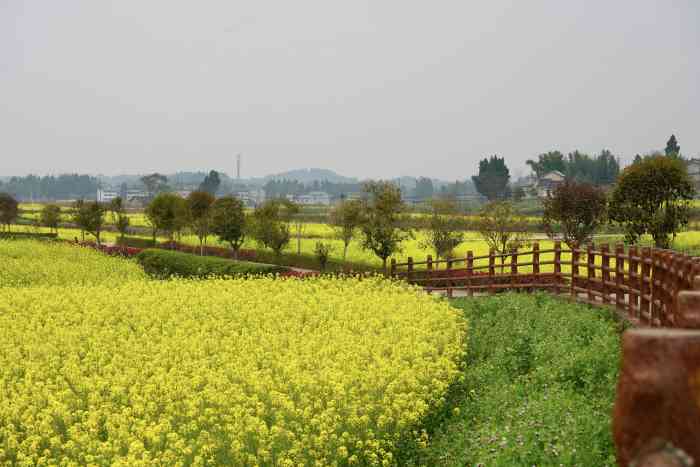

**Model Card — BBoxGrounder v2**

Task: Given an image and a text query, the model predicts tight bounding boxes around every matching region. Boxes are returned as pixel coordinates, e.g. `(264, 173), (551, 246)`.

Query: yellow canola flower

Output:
(0, 242), (467, 466)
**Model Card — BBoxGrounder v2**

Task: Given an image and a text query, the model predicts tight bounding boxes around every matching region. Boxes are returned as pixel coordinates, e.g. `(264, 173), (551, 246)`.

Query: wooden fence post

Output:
(613, 329), (700, 466)
(390, 258), (397, 279)
(511, 247), (518, 291)
(554, 241), (562, 295)
(426, 254), (433, 272)
(467, 251), (474, 298)
(407, 257), (414, 284)
(446, 258), (453, 298)
(628, 246), (638, 321)
(615, 243), (625, 311)
(601, 244), (611, 305)
(571, 245), (580, 300)
(532, 243), (540, 294)
(641, 248), (652, 326)
(488, 249), (495, 295)
(587, 243), (595, 304)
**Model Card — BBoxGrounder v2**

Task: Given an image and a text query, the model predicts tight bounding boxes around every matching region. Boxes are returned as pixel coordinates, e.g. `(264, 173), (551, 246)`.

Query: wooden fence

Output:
(393, 241), (700, 464)
(390, 241), (700, 328)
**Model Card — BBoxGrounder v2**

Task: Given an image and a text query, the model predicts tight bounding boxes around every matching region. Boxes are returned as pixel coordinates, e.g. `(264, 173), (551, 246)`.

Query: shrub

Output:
(0, 231), (58, 240)
(115, 236), (157, 249)
(136, 248), (286, 278)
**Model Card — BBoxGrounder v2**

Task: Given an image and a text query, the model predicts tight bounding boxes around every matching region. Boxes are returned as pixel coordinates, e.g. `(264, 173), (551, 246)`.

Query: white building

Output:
(234, 189), (266, 207)
(97, 189), (119, 203)
(287, 191), (331, 206)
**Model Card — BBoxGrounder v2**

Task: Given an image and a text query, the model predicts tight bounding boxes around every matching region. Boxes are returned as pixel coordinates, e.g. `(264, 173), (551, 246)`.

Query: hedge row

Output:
(0, 232), (58, 240)
(135, 249), (287, 279)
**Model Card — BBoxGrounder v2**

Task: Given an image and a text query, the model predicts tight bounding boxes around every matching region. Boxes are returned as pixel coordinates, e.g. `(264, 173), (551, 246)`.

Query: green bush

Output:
(0, 231), (58, 240)
(405, 293), (622, 467)
(115, 236), (156, 249)
(136, 248), (286, 278)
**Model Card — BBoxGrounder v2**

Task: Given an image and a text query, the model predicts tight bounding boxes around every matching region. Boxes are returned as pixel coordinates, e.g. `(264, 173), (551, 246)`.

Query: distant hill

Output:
(264, 168), (358, 184)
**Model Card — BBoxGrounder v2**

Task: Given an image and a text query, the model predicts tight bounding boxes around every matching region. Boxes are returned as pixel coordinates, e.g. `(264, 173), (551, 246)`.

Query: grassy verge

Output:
(408, 293), (623, 466)
(136, 249), (286, 278)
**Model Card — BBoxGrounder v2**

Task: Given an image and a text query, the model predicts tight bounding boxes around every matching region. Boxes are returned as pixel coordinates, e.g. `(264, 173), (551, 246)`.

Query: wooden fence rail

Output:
(390, 241), (700, 328)
(392, 241), (700, 465)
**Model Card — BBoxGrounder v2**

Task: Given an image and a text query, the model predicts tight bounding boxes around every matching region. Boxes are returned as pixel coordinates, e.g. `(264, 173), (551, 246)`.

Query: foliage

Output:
(665, 134), (681, 159)
(210, 195), (246, 257)
(187, 191), (216, 255)
(40, 203), (62, 233)
(329, 199), (364, 260)
(250, 199), (297, 258)
(135, 248), (284, 278)
(0, 192), (19, 231)
(71, 200), (106, 245)
(472, 155), (510, 201)
(145, 192), (188, 243)
(198, 169), (222, 196)
(360, 181), (412, 272)
(140, 173), (169, 199)
(419, 198), (465, 262)
(313, 241), (332, 271)
(475, 201), (530, 269)
(0, 275), (466, 465)
(0, 239), (146, 287)
(108, 197), (130, 240)
(543, 180), (608, 248)
(609, 156), (694, 247)
(115, 236), (157, 249)
(527, 150), (620, 186)
(407, 293), (620, 467)
(414, 177), (434, 200)
(526, 151), (565, 178)
(0, 174), (99, 201)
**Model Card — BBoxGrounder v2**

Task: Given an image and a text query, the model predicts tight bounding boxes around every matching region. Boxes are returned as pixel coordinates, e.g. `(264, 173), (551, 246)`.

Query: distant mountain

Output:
(263, 168), (358, 184)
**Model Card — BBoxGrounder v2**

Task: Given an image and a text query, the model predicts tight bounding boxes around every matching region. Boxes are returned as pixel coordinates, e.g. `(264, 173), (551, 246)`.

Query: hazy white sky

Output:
(1, 0), (698, 180)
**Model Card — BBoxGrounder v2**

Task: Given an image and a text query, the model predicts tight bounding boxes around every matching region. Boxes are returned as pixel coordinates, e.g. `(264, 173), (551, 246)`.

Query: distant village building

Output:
(97, 189), (119, 203)
(234, 189), (266, 207)
(286, 191), (331, 206)
(97, 188), (148, 204)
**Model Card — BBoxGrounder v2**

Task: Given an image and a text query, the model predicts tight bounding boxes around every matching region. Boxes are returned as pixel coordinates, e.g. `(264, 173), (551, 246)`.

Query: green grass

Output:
(406, 293), (622, 466)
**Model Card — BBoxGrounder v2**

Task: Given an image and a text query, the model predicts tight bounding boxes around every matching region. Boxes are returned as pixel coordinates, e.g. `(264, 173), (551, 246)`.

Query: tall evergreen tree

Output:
(199, 170), (222, 196)
(665, 134), (682, 159)
(472, 156), (510, 201)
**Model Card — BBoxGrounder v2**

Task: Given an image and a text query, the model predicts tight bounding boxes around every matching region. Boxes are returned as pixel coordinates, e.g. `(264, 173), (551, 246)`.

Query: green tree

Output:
(314, 241), (332, 271)
(250, 199), (295, 259)
(472, 155), (510, 201)
(329, 199), (364, 261)
(211, 195), (246, 258)
(72, 200), (106, 245)
(414, 177), (434, 200)
(108, 197), (130, 241)
(199, 170), (222, 196)
(359, 181), (412, 273)
(187, 191), (216, 255)
(0, 193), (19, 232)
(40, 204), (62, 234)
(526, 151), (566, 178)
(542, 180), (607, 249)
(140, 173), (169, 199)
(475, 201), (530, 272)
(419, 198), (465, 264)
(665, 134), (681, 159)
(145, 193), (187, 245)
(609, 156), (694, 248)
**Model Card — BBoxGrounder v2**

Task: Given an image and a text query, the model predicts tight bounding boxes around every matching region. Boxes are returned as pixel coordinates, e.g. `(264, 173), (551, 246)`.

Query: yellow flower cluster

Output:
(0, 239), (147, 288)
(0, 254), (466, 466)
